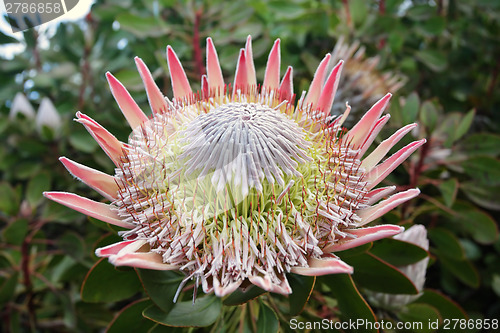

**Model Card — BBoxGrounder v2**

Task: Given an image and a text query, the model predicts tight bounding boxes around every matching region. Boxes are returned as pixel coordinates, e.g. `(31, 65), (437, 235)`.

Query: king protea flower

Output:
(330, 36), (406, 120)
(44, 36), (425, 298)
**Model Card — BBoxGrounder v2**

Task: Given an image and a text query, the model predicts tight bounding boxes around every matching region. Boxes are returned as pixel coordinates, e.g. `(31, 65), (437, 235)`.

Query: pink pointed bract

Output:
(44, 36), (424, 298)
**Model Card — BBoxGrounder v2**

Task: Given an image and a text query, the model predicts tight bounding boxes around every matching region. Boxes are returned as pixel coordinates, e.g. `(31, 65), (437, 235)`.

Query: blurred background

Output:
(1, 0), (499, 332)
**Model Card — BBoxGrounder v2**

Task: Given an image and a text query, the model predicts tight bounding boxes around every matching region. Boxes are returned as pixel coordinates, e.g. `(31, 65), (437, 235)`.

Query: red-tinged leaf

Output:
(143, 295), (222, 327)
(370, 238), (429, 267)
(287, 274), (315, 316)
(339, 253), (419, 294)
(136, 269), (184, 313)
(107, 299), (155, 333)
(334, 242), (373, 257)
(417, 289), (467, 320)
(81, 259), (142, 303)
(320, 274), (377, 333)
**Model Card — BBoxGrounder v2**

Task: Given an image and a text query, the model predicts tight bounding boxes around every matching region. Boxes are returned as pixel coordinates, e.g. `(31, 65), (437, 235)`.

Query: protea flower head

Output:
(44, 36), (425, 298)
(330, 36), (406, 120)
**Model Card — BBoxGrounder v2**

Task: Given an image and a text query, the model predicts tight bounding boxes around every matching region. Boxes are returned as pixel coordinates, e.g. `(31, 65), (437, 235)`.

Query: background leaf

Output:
(107, 299), (155, 333)
(321, 274), (377, 333)
(143, 295), (222, 328)
(369, 238), (429, 267)
(81, 259), (142, 303)
(137, 269), (184, 313)
(287, 274), (315, 316)
(340, 253), (419, 294)
(257, 301), (279, 333)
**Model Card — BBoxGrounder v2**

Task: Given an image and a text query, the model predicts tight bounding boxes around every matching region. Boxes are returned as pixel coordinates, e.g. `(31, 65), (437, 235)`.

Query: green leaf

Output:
(257, 301), (279, 333)
(455, 207), (499, 245)
(428, 228), (464, 260)
(42, 200), (85, 223)
(415, 50), (447, 72)
(440, 256), (479, 288)
(417, 289), (467, 320)
(454, 109), (475, 141)
(0, 272), (19, 306)
(460, 133), (500, 157)
(26, 172), (52, 207)
(14, 161), (41, 179)
(107, 299), (155, 333)
(75, 301), (114, 329)
(349, 0), (368, 26)
(402, 92), (420, 124)
(340, 253), (418, 294)
(0, 182), (20, 216)
(57, 232), (86, 261)
(69, 130), (99, 153)
(287, 274), (315, 316)
(461, 182), (500, 211)
(0, 31), (19, 44)
(143, 295), (222, 327)
(369, 238), (429, 267)
(266, 0), (305, 20)
(438, 179), (458, 208)
(407, 4), (434, 20)
(148, 324), (184, 333)
(321, 274), (377, 333)
(388, 32), (404, 53)
(49, 256), (81, 284)
(2, 218), (28, 246)
(113, 69), (146, 91)
(17, 138), (48, 155)
(398, 303), (441, 333)
(223, 285), (266, 306)
(492, 274), (500, 297)
(137, 269), (184, 313)
(334, 242), (372, 258)
(461, 156), (500, 186)
(420, 16), (446, 36)
(116, 13), (169, 38)
(419, 100), (439, 132)
(81, 259), (142, 303)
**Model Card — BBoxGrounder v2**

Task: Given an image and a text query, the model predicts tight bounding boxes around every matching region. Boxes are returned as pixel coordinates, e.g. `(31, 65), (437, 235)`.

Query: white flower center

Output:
(178, 102), (311, 197)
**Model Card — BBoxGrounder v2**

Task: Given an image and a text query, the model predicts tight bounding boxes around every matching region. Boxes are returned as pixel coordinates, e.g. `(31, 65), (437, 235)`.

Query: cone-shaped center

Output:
(178, 102), (311, 196)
